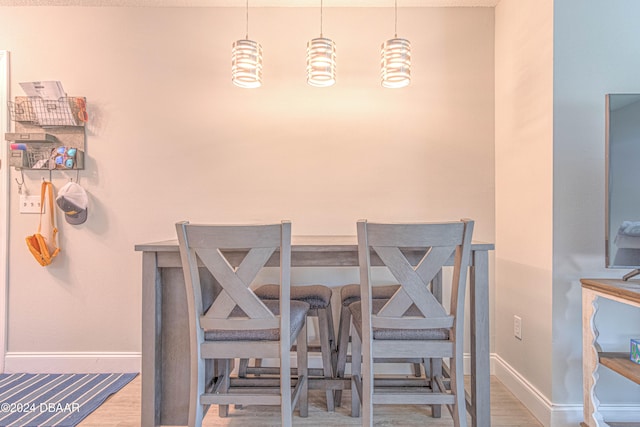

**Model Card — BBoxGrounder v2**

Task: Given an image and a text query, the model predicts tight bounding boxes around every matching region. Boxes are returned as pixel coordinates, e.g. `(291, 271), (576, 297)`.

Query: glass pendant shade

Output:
(307, 37), (336, 87)
(381, 38), (411, 88)
(232, 39), (263, 88)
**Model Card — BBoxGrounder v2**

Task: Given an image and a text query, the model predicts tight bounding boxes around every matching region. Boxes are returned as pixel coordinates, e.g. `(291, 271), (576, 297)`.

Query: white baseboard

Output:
(493, 354), (640, 427)
(3, 352), (141, 374)
(493, 354), (559, 426)
(598, 404), (640, 423)
(464, 352), (496, 376)
(7, 352), (465, 375)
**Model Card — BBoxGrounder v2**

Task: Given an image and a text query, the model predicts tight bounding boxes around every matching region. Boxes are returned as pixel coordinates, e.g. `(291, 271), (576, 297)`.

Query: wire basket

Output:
(8, 96), (86, 127)
(26, 146), (55, 169)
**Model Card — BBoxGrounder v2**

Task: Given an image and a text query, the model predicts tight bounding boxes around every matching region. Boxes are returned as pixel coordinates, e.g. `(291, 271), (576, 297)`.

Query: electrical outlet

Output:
(20, 195), (43, 214)
(514, 315), (522, 340)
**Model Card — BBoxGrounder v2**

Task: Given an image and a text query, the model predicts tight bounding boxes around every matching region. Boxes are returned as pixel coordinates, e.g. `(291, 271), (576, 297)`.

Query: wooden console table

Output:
(136, 236), (494, 427)
(581, 278), (640, 427)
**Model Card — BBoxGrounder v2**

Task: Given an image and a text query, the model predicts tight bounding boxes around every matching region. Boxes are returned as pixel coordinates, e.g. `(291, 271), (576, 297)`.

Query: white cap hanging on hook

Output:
(56, 182), (88, 225)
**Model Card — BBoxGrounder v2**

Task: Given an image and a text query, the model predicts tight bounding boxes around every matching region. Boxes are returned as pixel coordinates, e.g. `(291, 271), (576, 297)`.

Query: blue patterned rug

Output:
(0, 373), (137, 427)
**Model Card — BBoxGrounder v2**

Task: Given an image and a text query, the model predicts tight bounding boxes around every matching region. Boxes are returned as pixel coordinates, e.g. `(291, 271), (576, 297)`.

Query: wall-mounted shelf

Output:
(5, 132), (58, 143)
(7, 142), (84, 170)
(8, 96), (87, 127)
(5, 96), (87, 171)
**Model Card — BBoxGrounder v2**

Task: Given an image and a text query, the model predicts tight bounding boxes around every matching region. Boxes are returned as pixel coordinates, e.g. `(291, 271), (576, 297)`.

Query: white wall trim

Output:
(4, 352), (141, 374)
(598, 404), (640, 424)
(464, 352), (496, 376)
(494, 354), (558, 426)
(2, 351), (495, 376)
(494, 354), (640, 427)
(0, 50), (9, 374)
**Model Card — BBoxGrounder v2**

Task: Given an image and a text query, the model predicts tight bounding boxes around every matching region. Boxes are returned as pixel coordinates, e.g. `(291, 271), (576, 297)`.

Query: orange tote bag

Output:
(25, 181), (60, 266)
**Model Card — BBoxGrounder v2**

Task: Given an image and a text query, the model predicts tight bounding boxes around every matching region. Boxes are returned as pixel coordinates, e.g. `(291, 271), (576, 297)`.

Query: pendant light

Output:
(232, 0), (263, 88)
(306, 0), (336, 87)
(381, 0), (411, 88)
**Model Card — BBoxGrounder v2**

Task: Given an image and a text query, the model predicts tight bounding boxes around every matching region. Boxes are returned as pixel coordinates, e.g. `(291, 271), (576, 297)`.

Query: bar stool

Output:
(175, 221), (308, 427)
(242, 283), (337, 411)
(334, 283), (424, 408)
(349, 219), (474, 426)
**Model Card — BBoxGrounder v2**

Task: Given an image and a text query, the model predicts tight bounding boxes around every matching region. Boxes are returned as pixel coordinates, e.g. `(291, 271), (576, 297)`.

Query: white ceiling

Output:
(0, 0), (500, 7)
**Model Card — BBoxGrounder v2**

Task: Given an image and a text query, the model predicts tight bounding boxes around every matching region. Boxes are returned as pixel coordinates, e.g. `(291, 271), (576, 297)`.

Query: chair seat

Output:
(349, 300), (449, 341)
(340, 284), (401, 307)
(249, 283), (337, 412)
(205, 300), (310, 342)
(254, 284), (332, 309)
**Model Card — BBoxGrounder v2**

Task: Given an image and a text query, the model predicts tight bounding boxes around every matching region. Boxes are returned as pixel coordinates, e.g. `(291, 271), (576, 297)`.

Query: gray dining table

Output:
(135, 235), (494, 427)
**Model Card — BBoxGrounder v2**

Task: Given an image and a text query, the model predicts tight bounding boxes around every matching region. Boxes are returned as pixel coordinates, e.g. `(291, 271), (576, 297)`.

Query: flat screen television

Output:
(605, 93), (640, 280)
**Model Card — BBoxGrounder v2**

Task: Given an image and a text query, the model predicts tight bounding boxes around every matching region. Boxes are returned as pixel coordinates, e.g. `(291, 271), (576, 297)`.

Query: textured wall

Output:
(495, 0), (554, 402)
(0, 6), (495, 368)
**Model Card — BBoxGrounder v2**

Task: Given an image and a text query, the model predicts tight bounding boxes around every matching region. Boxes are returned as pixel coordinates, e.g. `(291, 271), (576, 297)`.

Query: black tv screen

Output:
(605, 93), (640, 275)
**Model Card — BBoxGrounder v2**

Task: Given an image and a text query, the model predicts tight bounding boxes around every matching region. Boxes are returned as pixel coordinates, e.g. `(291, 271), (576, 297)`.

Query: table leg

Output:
(141, 252), (161, 427)
(582, 289), (604, 427)
(470, 249), (490, 427)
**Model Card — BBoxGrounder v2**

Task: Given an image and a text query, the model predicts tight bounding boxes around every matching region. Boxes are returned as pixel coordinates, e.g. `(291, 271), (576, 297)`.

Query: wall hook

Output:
(14, 169), (25, 187)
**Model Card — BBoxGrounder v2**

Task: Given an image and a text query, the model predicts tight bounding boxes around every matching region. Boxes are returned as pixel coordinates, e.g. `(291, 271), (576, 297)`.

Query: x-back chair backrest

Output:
(357, 219), (474, 332)
(176, 221), (292, 333)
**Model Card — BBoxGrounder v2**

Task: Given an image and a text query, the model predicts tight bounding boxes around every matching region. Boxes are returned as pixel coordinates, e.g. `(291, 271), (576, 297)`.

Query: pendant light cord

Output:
(320, 0), (324, 37)
(245, 0), (249, 39)
(394, 0), (398, 37)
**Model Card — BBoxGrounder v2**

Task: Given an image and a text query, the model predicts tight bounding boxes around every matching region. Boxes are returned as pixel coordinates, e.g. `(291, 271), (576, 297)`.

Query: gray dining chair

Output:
(242, 283), (337, 411)
(349, 219), (474, 427)
(334, 283), (425, 407)
(335, 279), (446, 415)
(175, 220), (309, 427)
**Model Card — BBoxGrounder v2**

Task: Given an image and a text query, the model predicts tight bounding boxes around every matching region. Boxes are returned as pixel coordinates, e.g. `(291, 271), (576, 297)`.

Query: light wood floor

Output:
(79, 375), (542, 426)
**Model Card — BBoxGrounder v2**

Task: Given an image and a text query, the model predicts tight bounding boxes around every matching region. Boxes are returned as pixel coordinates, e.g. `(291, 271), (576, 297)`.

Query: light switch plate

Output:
(20, 195), (43, 214)
(514, 315), (522, 340)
